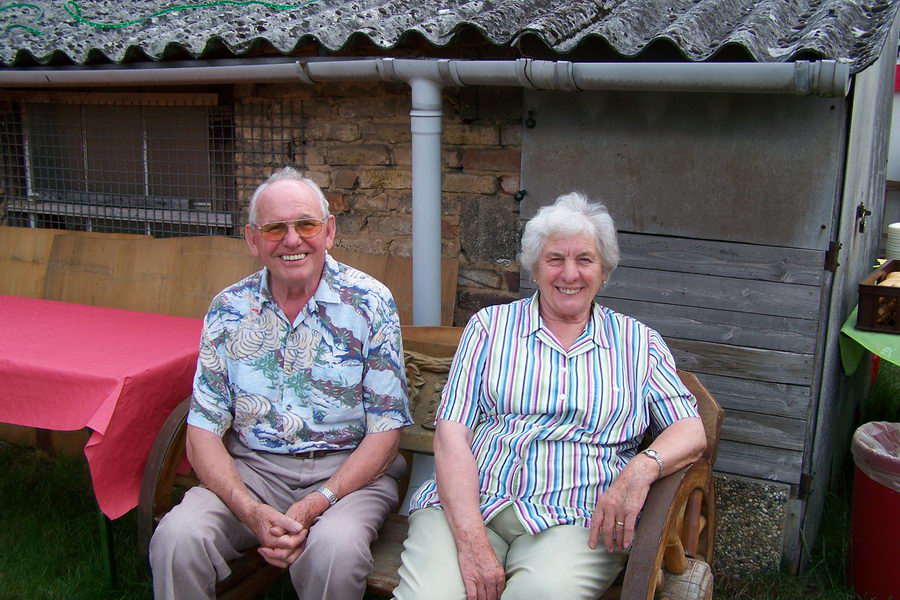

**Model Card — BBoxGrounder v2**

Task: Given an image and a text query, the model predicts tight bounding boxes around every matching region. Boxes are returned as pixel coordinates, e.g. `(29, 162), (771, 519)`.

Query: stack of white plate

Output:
(888, 222), (900, 260)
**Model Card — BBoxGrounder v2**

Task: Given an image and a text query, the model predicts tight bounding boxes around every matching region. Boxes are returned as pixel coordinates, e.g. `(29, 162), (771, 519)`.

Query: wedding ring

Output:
(615, 520), (625, 526)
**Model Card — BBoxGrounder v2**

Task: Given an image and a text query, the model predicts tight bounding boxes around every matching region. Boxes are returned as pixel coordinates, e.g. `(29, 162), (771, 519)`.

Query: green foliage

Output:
(863, 360), (900, 423)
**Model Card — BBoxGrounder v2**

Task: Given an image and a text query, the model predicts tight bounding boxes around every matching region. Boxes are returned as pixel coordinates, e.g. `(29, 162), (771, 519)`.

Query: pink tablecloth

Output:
(0, 294), (202, 518)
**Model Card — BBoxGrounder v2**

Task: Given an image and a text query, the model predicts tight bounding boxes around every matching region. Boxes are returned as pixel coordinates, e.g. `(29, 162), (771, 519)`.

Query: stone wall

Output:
(234, 82), (524, 325)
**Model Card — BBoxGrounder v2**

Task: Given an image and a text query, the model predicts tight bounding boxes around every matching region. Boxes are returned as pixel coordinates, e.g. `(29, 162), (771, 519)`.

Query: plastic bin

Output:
(849, 422), (900, 600)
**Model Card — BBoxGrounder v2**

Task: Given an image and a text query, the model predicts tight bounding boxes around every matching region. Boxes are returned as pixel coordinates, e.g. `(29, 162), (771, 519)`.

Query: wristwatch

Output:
(640, 448), (665, 478)
(315, 485), (339, 507)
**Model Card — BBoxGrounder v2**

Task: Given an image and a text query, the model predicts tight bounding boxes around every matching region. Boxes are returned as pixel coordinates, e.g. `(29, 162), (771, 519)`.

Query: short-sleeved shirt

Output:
(408, 293), (699, 534)
(188, 254), (413, 453)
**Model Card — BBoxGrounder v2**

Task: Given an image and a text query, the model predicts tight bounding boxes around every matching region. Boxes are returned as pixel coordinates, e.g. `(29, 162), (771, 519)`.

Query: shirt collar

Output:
(522, 291), (611, 349)
(258, 268), (276, 309)
(314, 253), (343, 305)
(255, 253), (342, 311)
(522, 292), (542, 336)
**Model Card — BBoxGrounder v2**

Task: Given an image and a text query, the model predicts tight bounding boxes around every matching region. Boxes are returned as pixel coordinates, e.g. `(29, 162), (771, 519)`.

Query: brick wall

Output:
(237, 82), (524, 325)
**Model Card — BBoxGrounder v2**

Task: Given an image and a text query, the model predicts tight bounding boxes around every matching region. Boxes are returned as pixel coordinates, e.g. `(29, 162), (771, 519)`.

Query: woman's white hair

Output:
(248, 166), (329, 225)
(519, 191), (620, 275)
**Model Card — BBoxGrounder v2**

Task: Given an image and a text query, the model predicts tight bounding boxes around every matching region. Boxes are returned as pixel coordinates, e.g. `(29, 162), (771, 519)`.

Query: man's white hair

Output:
(248, 166), (329, 225)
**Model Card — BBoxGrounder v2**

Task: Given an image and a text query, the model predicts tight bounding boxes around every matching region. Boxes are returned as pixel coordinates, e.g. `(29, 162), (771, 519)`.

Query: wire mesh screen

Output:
(0, 97), (303, 238)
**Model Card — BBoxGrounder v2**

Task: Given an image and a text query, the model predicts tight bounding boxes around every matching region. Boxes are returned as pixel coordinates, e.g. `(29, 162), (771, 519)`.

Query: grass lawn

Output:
(0, 362), (896, 599)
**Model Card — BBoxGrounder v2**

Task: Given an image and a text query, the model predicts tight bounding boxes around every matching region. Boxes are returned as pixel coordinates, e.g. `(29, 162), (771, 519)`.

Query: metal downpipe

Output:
(409, 76), (444, 326)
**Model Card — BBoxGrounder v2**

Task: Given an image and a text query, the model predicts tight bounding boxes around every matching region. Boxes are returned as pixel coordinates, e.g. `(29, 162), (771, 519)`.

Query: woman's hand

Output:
(588, 457), (656, 552)
(589, 417), (707, 552)
(457, 538), (506, 600)
(435, 420), (506, 599)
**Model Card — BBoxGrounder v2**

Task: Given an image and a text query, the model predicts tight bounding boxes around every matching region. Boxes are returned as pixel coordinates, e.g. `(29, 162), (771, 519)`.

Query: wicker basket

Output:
(857, 260), (900, 333)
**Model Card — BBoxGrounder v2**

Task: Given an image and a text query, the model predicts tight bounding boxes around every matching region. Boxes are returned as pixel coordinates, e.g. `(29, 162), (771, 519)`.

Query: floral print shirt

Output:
(188, 254), (412, 453)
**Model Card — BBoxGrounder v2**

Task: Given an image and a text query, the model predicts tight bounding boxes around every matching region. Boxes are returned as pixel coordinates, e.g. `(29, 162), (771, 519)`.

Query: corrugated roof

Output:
(1, 0), (898, 73)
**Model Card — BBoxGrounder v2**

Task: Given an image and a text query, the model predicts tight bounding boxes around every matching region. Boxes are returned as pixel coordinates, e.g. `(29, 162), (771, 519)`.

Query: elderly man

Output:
(150, 166), (412, 600)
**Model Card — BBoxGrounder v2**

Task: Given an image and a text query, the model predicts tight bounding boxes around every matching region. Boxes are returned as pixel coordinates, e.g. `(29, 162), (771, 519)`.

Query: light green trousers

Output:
(393, 506), (628, 600)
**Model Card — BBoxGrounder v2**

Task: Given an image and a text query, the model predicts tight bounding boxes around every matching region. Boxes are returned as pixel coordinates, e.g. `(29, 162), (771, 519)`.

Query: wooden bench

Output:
(138, 326), (723, 600)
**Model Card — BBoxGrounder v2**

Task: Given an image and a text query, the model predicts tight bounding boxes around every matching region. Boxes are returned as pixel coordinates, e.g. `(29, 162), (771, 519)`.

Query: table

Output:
(839, 305), (900, 376)
(0, 294), (202, 519)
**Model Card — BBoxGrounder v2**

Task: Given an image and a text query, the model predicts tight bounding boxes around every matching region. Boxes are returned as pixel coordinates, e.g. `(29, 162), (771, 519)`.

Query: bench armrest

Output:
(619, 459), (714, 600)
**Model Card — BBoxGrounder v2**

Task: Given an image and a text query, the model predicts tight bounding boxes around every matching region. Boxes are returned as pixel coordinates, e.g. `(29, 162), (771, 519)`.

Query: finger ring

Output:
(616, 520), (625, 526)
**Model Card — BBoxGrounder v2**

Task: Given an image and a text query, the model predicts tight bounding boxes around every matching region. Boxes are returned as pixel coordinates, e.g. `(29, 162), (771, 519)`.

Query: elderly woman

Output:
(393, 192), (707, 600)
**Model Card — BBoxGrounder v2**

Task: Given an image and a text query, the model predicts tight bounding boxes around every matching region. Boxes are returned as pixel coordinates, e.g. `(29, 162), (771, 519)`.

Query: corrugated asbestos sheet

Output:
(1, 0), (898, 72)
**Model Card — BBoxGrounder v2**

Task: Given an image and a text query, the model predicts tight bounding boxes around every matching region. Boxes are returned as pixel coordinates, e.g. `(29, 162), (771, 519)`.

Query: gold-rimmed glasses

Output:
(253, 217), (327, 241)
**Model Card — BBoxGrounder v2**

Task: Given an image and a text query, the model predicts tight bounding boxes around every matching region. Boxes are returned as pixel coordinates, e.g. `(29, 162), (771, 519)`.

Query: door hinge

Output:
(824, 241), (841, 273)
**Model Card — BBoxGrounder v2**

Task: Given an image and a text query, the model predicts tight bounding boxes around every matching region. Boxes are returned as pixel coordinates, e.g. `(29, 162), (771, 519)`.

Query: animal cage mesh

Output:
(0, 97), (303, 238)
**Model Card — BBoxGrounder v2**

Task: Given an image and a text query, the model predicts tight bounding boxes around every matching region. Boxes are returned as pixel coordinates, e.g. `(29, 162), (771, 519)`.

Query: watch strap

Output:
(315, 485), (338, 507)
(640, 448), (665, 478)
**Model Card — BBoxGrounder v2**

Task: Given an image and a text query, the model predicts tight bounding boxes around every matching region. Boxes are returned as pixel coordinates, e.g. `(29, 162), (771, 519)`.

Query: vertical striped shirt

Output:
(408, 293), (699, 534)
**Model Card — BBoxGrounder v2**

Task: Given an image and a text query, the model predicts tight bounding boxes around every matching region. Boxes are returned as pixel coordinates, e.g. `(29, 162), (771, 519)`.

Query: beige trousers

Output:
(149, 432), (405, 600)
(393, 505), (628, 600)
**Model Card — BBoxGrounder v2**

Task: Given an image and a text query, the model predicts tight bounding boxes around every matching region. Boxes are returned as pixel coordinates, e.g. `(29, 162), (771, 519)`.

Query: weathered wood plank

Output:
(618, 232), (823, 286)
(720, 409), (807, 451)
(604, 267), (821, 320)
(666, 338), (814, 386)
(598, 297), (818, 353)
(521, 90), (843, 250)
(715, 440), (803, 484)
(693, 373), (812, 419)
(521, 268), (820, 320)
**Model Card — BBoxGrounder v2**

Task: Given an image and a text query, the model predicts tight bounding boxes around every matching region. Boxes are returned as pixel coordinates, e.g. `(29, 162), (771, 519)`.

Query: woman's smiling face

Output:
(533, 232), (607, 324)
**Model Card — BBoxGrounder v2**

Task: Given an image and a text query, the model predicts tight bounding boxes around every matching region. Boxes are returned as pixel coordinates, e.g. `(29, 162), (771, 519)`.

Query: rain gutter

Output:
(0, 58), (851, 325)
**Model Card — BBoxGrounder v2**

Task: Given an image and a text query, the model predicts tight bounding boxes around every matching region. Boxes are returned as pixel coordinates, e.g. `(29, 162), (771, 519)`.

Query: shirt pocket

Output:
(308, 363), (365, 424)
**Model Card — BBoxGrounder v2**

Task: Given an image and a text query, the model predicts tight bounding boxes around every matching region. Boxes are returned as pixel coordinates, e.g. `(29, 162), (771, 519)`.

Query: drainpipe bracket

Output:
(438, 59), (465, 87)
(525, 60), (580, 92)
(796, 60), (850, 98)
(515, 58), (536, 89)
(295, 61), (316, 85)
(376, 57), (399, 82)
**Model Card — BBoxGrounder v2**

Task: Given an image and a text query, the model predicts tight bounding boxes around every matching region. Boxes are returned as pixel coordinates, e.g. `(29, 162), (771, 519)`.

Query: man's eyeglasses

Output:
(254, 217), (327, 241)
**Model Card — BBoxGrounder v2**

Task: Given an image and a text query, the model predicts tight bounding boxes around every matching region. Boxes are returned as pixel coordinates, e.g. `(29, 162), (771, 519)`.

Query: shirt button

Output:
(560, 394), (567, 401)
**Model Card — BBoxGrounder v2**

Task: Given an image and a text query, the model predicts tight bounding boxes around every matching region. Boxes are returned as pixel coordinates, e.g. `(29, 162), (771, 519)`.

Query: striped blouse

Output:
(408, 293), (699, 534)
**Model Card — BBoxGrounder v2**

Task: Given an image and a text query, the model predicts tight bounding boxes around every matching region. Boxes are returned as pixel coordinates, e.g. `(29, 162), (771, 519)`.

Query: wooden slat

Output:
(36, 233), (458, 324)
(720, 409), (806, 451)
(695, 373), (811, 419)
(0, 226), (147, 299)
(603, 267), (822, 320)
(666, 338), (814, 386)
(521, 267), (820, 319)
(715, 440), (803, 484)
(332, 248), (459, 326)
(0, 423), (37, 447)
(43, 235), (178, 313)
(618, 232), (824, 286)
(600, 297), (818, 353)
(367, 514), (408, 595)
(164, 236), (258, 318)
